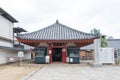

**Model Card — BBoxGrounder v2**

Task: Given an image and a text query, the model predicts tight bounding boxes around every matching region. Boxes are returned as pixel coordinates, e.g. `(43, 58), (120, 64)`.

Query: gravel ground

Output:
(0, 61), (39, 80)
(25, 64), (120, 80)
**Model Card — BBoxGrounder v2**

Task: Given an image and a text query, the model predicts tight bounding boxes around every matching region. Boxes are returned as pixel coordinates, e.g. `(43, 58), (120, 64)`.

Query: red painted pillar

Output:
(48, 47), (52, 63)
(62, 47), (67, 63)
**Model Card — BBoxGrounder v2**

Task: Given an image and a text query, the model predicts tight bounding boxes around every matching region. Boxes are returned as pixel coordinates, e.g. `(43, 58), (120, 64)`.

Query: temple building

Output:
(16, 20), (99, 63)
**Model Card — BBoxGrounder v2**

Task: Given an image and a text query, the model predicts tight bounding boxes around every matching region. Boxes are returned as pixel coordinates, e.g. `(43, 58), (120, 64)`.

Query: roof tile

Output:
(17, 21), (98, 40)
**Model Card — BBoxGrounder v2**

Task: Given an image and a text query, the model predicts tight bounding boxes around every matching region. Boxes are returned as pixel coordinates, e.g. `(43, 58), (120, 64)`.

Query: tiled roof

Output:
(13, 27), (27, 33)
(17, 21), (98, 40)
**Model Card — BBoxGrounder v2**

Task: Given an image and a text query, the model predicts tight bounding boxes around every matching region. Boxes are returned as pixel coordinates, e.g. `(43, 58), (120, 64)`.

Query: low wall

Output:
(0, 49), (31, 64)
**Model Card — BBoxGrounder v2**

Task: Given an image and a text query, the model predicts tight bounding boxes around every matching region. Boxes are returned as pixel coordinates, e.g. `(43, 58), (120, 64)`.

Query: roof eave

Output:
(17, 37), (97, 43)
(0, 8), (18, 23)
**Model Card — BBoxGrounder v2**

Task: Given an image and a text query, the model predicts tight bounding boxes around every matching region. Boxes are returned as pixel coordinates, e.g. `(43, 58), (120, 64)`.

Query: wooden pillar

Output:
(32, 52), (35, 61)
(62, 46), (67, 63)
(48, 46), (52, 63)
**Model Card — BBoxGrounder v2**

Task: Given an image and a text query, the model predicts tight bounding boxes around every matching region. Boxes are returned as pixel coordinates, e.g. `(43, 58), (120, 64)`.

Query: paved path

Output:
(24, 64), (120, 80)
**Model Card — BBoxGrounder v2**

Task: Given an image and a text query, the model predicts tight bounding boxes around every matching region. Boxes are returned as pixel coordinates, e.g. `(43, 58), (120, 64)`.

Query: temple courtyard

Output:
(23, 64), (120, 80)
(0, 60), (120, 80)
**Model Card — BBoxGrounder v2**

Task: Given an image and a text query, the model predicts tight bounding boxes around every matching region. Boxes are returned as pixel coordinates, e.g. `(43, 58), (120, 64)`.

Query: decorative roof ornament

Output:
(56, 20), (59, 23)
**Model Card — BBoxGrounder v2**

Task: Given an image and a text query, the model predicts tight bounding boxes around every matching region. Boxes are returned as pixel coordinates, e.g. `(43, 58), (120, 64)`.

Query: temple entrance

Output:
(52, 48), (62, 62)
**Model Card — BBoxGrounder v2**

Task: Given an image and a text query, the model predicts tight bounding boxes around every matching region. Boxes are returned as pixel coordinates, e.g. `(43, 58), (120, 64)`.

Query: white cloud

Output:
(0, 0), (120, 38)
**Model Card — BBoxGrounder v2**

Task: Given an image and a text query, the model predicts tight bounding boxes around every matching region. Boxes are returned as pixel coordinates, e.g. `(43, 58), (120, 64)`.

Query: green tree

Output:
(91, 28), (100, 35)
(100, 35), (108, 47)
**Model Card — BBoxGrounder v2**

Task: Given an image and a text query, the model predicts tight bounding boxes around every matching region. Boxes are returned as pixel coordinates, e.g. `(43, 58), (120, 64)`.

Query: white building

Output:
(0, 8), (31, 64)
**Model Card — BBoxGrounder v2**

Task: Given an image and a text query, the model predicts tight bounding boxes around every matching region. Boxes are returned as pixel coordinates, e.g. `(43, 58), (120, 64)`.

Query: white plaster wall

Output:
(0, 49), (31, 64)
(0, 39), (12, 47)
(0, 15), (14, 40)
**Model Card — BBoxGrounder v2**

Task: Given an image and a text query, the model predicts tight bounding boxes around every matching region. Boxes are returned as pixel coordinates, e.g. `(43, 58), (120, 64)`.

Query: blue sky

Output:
(0, 0), (120, 39)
